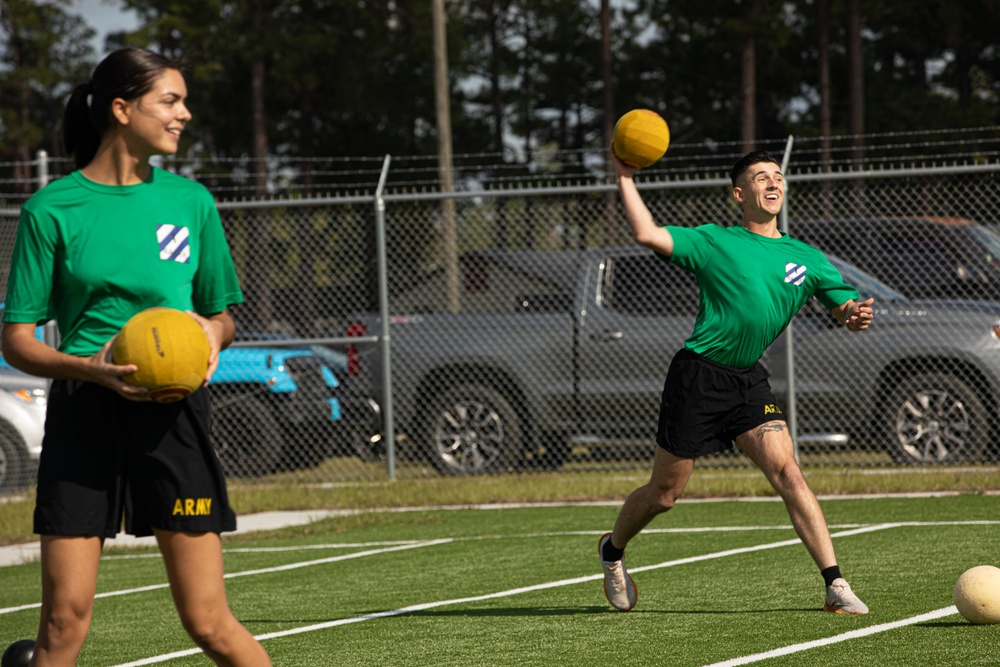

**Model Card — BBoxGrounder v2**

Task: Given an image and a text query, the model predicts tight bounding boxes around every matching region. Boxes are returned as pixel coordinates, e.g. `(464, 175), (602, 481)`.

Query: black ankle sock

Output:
(602, 537), (625, 562)
(821, 566), (842, 587)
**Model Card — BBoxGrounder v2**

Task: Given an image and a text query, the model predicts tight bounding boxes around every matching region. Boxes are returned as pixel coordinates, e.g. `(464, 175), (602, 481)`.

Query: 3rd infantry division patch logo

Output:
(157, 224), (191, 263)
(784, 262), (807, 285)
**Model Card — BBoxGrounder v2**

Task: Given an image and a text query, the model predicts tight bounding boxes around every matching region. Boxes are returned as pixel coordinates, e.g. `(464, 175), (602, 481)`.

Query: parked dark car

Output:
(791, 217), (1000, 301)
(208, 343), (346, 477)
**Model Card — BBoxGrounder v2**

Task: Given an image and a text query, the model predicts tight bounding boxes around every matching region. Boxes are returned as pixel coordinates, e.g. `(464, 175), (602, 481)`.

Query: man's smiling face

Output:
(734, 162), (784, 219)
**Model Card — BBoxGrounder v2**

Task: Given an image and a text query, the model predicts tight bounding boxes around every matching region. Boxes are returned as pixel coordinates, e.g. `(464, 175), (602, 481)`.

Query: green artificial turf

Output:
(1, 494), (998, 666)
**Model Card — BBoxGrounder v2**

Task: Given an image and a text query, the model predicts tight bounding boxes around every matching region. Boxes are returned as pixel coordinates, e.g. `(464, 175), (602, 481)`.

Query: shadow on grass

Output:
(236, 608), (606, 624)
(240, 605), (824, 624)
(405, 606), (824, 616)
(916, 620), (977, 628)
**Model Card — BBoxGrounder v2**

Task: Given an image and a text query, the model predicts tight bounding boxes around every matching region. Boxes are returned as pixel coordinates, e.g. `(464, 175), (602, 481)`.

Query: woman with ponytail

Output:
(2, 48), (271, 666)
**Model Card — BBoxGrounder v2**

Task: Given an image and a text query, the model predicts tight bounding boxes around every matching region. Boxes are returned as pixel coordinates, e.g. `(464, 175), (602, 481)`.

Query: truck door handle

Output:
(592, 330), (624, 342)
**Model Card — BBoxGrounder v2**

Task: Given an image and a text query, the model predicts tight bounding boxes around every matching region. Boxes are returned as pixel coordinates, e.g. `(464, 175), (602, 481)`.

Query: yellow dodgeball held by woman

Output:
(112, 307), (210, 403)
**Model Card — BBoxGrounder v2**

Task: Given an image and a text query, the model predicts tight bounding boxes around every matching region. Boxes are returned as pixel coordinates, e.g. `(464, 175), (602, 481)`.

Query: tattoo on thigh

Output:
(755, 422), (786, 438)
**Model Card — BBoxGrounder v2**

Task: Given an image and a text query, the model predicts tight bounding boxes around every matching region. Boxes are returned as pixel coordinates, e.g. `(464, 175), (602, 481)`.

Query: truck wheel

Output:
(210, 389), (285, 477)
(350, 398), (385, 463)
(885, 372), (988, 464)
(423, 383), (522, 475)
(0, 430), (28, 493)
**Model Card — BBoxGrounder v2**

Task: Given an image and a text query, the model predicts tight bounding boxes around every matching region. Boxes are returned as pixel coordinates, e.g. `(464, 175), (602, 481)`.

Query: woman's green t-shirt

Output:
(4, 168), (243, 356)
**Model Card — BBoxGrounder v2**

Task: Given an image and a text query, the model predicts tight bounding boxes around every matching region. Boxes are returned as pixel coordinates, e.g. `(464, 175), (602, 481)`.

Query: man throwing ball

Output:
(600, 149), (874, 615)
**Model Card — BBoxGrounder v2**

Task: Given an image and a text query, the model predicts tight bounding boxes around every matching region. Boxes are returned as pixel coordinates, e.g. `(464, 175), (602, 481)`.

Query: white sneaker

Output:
(599, 532), (637, 611)
(824, 578), (869, 615)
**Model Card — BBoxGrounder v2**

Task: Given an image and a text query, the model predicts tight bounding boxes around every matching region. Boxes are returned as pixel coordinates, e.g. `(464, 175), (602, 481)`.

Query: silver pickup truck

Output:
(342, 245), (1000, 474)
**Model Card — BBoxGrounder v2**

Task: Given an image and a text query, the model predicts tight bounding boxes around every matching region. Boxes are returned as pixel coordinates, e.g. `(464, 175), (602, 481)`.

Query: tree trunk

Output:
(818, 0), (831, 163)
(847, 0), (865, 166)
(297, 89), (318, 335)
(489, 1), (508, 250)
(740, 1), (764, 152)
(520, 9), (535, 250)
(847, 0), (866, 215)
(817, 0), (833, 208)
(248, 0), (272, 330)
(601, 0), (618, 246)
(432, 0), (459, 312)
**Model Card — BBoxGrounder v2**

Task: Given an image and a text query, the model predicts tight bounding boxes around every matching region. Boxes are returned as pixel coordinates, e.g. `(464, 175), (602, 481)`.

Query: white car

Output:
(0, 368), (48, 493)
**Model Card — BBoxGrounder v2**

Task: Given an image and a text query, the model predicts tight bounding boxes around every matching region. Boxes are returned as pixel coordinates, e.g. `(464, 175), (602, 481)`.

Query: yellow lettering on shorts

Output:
(763, 404), (783, 415)
(173, 497), (214, 516)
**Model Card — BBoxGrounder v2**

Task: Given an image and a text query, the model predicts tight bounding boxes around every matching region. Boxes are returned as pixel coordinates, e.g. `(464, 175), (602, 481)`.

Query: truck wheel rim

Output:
(435, 401), (504, 473)
(894, 388), (970, 462)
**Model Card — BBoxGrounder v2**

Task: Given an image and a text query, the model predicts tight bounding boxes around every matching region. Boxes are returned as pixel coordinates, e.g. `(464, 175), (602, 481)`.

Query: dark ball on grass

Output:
(1, 640), (35, 667)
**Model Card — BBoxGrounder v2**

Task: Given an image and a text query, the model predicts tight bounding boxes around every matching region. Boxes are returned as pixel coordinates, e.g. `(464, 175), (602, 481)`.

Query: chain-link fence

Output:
(2, 139), (1000, 492)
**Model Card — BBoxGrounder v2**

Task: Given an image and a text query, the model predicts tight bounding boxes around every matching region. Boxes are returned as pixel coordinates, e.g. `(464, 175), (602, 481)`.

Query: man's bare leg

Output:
(734, 421), (836, 569)
(609, 447), (695, 551)
(735, 421), (868, 614)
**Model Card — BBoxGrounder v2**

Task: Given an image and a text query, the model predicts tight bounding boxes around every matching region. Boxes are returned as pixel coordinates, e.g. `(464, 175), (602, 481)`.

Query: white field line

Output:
(631, 523), (897, 574)
(0, 540), (449, 616)
(701, 606), (960, 667)
(109, 523), (907, 667)
(98, 519), (1000, 559)
(101, 539), (426, 560)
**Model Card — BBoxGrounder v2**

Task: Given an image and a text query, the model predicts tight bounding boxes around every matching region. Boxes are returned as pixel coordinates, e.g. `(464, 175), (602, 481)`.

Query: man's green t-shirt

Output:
(668, 224), (859, 368)
(4, 168), (243, 356)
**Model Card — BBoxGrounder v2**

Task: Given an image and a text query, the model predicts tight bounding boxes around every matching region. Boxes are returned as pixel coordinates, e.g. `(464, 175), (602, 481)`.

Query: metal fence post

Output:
(778, 135), (800, 463)
(374, 155), (396, 480)
(36, 149), (49, 190)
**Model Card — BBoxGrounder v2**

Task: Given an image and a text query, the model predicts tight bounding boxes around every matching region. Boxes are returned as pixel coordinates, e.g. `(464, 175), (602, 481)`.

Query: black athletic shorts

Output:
(655, 348), (785, 458)
(34, 379), (237, 538)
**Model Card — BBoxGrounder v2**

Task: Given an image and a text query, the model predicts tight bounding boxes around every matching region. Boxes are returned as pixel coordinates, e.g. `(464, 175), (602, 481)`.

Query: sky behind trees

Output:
(63, 0), (138, 54)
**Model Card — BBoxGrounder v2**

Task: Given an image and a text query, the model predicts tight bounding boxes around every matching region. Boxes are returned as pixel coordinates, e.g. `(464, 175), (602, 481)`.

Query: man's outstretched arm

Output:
(612, 149), (675, 258)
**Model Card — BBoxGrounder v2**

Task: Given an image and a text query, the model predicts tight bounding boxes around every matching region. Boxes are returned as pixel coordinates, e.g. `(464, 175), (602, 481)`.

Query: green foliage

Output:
(112, 0), (444, 164)
(4, 0), (999, 322)
(0, 0), (96, 170)
(4, 1), (998, 165)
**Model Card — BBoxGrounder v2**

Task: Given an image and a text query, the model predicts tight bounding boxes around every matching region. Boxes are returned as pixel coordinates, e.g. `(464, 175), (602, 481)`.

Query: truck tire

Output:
(350, 398), (385, 463)
(422, 383), (522, 475)
(885, 372), (989, 464)
(210, 389), (285, 477)
(0, 429), (28, 493)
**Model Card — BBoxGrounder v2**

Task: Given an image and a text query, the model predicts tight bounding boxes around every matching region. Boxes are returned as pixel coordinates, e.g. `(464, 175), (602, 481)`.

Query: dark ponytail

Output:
(63, 82), (99, 170)
(63, 48), (184, 169)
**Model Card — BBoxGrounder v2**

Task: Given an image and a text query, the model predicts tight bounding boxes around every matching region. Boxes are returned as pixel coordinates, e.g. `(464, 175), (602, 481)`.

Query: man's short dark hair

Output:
(730, 151), (780, 186)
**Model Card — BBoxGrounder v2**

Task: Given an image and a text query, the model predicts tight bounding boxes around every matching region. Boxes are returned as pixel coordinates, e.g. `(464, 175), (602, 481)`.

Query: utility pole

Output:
(433, 0), (459, 313)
